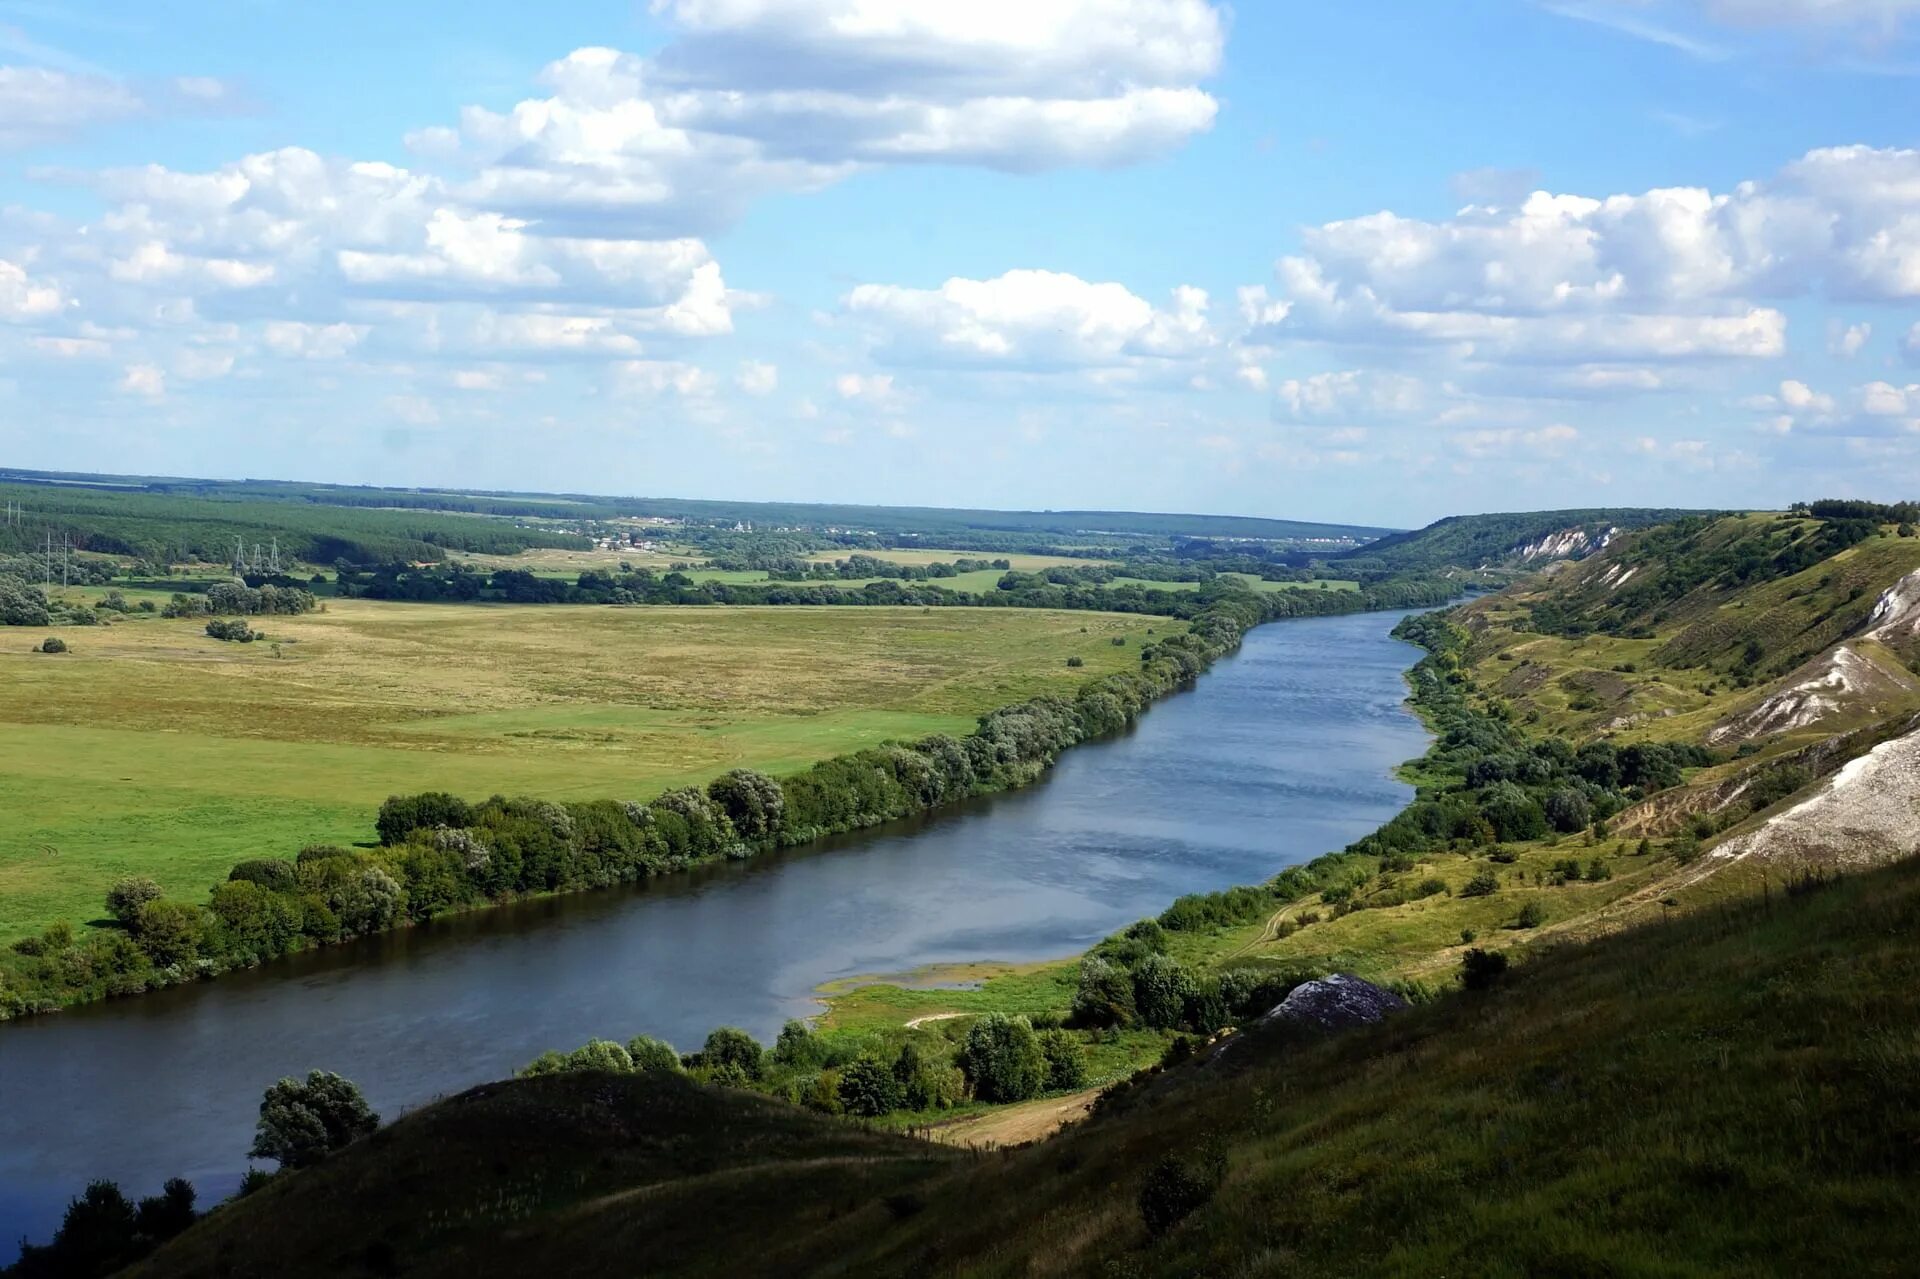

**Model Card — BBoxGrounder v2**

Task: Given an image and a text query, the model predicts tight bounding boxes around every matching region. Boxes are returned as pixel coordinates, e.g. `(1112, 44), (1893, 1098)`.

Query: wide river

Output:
(0, 608), (1429, 1255)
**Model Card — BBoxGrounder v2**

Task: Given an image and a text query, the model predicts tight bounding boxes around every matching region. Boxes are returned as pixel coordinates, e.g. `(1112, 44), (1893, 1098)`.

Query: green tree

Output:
(133, 900), (206, 967)
(626, 1035), (681, 1074)
(700, 1026), (765, 1081)
(1131, 953), (1197, 1030)
(837, 1057), (903, 1117)
(1038, 1029), (1087, 1090)
(250, 1071), (380, 1170)
(1070, 955), (1137, 1028)
(771, 1019), (825, 1070)
(564, 1039), (634, 1073)
(960, 1013), (1046, 1102)
(706, 769), (786, 843)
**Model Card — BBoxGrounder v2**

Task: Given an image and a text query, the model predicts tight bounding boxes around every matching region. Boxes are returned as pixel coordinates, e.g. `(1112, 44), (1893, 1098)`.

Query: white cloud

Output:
(0, 260), (63, 318)
(735, 359), (779, 394)
(452, 369), (503, 390)
(845, 269), (1213, 369)
(1829, 319), (1872, 357)
(1244, 145), (1920, 374)
(31, 336), (108, 357)
(1275, 370), (1425, 421)
(263, 321), (369, 359)
(1450, 423), (1581, 457)
(0, 66), (142, 149)
(835, 371), (896, 400)
(119, 362), (165, 397)
(615, 359), (716, 396)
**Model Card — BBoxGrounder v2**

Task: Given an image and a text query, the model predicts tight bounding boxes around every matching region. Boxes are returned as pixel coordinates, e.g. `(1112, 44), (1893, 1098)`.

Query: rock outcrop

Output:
(1262, 974), (1408, 1031)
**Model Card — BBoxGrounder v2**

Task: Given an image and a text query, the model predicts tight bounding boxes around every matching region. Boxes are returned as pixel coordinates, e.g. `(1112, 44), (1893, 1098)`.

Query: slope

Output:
(137, 852), (1920, 1277)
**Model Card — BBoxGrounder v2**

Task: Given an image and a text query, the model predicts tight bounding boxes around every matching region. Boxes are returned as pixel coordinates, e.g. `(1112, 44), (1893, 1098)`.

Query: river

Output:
(0, 609), (1430, 1256)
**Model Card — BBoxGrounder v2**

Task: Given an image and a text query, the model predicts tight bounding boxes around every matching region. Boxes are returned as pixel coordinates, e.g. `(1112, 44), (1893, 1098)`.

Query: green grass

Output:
(0, 600), (1158, 942)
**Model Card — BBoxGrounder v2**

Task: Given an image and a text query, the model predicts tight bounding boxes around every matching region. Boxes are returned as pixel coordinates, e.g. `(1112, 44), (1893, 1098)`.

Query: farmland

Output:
(0, 600), (1159, 943)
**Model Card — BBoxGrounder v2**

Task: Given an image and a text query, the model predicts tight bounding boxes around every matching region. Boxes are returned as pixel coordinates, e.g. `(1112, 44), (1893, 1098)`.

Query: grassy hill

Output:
(1335, 508), (1708, 574)
(136, 850), (1920, 1277)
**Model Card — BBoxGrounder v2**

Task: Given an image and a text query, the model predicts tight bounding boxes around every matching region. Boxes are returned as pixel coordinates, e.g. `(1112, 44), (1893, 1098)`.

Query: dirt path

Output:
(903, 1012), (966, 1029)
(924, 1087), (1101, 1149)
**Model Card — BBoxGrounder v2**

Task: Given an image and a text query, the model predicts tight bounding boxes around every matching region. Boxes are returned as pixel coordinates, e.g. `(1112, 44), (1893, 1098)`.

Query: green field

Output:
(0, 600), (1157, 942)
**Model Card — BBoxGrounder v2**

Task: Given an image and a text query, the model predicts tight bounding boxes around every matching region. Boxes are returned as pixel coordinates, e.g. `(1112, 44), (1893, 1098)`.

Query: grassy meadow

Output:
(0, 600), (1157, 942)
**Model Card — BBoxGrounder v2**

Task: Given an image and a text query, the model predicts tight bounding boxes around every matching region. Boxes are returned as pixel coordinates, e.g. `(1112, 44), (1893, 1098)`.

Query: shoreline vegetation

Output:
(0, 578), (1456, 1021)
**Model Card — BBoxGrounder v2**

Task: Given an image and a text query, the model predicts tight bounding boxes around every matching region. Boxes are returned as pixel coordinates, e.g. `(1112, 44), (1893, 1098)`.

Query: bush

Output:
(1065, 656), (1084, 668)
(565, 1039), (634, 1073)
(1515, 899), (1546, 929)
(375, 792), (475, 846)
(625, 1035), (680, 1074)
(228, 858), (298, 893)
(1138, 1145), (1227, 1237)
(1461, 948), (1510, 990)
(37, 635), (66, 653)
(105, 877), (162, 928)
(1459, 869), (1499, 898)
(204, 618), (256, 642)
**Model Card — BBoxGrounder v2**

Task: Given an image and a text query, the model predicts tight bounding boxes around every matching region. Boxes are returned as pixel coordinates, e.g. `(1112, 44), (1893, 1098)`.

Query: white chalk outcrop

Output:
(1706, 723), (1920, 872)
(1867, 569), (1920, 642)
(1708, 646), (1915, 745)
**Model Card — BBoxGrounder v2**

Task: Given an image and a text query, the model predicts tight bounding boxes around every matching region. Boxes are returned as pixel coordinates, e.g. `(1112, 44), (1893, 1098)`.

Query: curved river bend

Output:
(0, 609), (1429, 1254)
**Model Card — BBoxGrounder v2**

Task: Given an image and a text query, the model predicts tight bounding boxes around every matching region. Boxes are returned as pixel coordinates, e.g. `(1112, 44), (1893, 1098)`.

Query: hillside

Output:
(136, 851), (1920, 1277)
(1334, 507), (1707, 574)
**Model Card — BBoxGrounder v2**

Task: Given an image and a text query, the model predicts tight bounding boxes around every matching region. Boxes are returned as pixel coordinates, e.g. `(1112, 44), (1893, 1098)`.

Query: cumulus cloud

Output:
(1242, 145), (1920, 374)
(1829, 319), (1872, 357)
(845, 269), (1213, 370)
(0, 259), (63, 318)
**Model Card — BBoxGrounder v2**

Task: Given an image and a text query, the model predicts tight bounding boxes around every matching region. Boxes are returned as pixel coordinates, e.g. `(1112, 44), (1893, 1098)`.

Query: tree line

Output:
(0, 595), (1320, 1018)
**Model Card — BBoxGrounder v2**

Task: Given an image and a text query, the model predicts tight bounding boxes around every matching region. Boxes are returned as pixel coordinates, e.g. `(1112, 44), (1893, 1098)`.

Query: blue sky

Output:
(0, 1), (1917, 525)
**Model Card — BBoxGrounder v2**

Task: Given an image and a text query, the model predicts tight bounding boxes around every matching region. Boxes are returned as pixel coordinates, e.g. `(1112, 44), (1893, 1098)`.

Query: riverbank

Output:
(3, 586), (1446, 1021)
(0, 609), (1435, 1256)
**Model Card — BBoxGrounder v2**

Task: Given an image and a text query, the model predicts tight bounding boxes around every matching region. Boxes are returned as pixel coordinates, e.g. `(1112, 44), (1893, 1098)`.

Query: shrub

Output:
(37, 635), (66, 653)
(105, 877), (162, 928)
(376, 793), (474, 846)
(228, 859), (298, 893)
(1461, 948), (1510, 990)
(1584, 858), (1612, 882)
(204, 618), (256, 642)
(1065, 656), (1084, 668)
(1138, 1145), (1227, 1237)
(1515, 899), (1546, 929)
(772, 1019), (825, 1070)
(1459, 869), (1499, 898)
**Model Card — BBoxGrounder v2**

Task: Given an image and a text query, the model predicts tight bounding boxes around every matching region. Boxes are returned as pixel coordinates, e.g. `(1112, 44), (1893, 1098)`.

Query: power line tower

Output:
(267, 537), (282, 576)
(232, 537), (247, 577)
